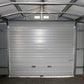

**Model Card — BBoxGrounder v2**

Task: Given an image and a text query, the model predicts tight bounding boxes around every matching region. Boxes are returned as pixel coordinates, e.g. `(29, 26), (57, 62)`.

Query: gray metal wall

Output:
(0, 23), (8, 75)
(8, 21), (75, 77)
(76, 23), (84, 75)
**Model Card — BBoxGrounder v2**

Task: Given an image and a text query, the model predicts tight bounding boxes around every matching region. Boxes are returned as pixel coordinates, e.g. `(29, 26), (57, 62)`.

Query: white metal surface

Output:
(8, 21), (74, 77)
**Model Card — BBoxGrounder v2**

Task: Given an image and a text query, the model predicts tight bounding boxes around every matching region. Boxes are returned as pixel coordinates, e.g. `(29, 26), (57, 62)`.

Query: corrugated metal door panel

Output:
(8, 21), (74, 77)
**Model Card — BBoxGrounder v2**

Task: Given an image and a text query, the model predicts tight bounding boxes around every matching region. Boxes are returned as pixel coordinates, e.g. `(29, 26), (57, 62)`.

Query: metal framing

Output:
(58, 0), (77, 17)
(10, 0), (24, 17)
(1, 11), (81, 17)
(0, 2), (84, 7)
(41, 0), (45, 20)
(0, 2), (83, 21)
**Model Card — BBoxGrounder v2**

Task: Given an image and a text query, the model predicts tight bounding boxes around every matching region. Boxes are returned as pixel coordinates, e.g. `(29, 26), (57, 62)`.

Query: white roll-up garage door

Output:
(8, 21), (75, 77)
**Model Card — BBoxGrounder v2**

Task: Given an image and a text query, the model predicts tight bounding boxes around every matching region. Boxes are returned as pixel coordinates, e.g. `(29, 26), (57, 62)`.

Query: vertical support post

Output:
(7, 25), (9, 76)
(83, 38), (84, 75)
(74, 21), (77, 75)
(41, 5), (43, 20)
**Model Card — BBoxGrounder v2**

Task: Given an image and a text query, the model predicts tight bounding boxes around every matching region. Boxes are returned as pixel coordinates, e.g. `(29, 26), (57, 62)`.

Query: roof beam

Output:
(58, 0), (77, 17)
(41, 0), (45, 20)
(1, 11), (81, 17)
(10, 0), (24, 16)
(41, 0), (45, 11)
(0, 2), (84, 7)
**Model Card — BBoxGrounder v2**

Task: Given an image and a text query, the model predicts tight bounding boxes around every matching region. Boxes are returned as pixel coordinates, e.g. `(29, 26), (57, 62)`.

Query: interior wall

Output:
(0, 23), (8, 75)
(0, 21), (83, 76)
(76, 23), (84, 75)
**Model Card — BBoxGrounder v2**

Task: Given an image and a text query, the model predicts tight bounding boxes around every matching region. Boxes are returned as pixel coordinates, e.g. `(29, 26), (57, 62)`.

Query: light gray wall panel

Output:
(0, 68), (8, 75)
(0, 23), (8, 75)
(8, 21), (74, 77)
(76, 23), (84, 75)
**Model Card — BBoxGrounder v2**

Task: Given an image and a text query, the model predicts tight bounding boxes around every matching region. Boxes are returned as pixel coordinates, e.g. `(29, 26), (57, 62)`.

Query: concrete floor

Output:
(0, 76), (84, 84)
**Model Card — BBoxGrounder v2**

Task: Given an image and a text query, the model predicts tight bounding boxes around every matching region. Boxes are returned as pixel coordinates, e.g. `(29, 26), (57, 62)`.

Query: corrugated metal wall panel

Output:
(8, 21), (74, 77)
(0, 23), (8, 75)
(76, 23), (84, 75)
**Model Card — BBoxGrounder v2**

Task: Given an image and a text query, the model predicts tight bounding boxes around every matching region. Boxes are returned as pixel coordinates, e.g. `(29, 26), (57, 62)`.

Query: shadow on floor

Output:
(0, 76), (84, 84)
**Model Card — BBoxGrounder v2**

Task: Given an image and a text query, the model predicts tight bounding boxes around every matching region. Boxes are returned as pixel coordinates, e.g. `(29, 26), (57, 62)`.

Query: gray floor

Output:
(0, 76), (84, 84)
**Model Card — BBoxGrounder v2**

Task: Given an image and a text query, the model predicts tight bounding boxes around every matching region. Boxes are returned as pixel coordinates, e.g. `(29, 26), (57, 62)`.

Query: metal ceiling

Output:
(0, 0), (84, 21)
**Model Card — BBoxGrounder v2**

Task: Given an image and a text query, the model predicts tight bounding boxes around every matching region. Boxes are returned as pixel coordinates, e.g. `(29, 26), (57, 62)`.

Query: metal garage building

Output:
(0, 0), (84, 78)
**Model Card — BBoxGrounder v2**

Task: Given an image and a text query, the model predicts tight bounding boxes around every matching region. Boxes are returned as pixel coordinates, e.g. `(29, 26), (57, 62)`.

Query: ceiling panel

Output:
(63, 14), (79, 19)
(0, 0), (10, 4)
(44, 5), (66, 12)
(19, 5), (40, 12)
(76, 0), (84, 4)
(0, 5), (18, 15)
(67, 5), (84, 16)
(6, 14), (23, 20)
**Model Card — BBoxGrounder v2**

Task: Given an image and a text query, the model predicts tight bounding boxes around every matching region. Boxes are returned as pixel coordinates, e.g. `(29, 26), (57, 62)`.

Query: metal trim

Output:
(9, 76), (74, 78)
(74, 21), (77, 75)
(7, 25), (9, 76)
